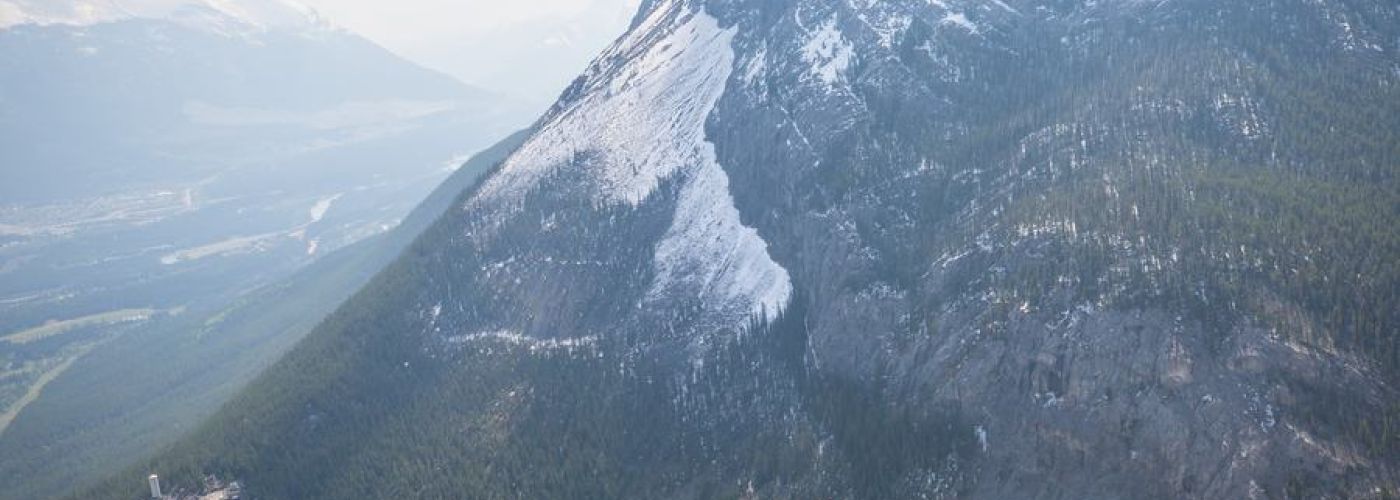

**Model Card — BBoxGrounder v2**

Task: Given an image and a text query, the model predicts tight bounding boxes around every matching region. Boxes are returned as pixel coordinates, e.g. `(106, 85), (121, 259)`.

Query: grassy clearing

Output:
(0, 308), (158, 345)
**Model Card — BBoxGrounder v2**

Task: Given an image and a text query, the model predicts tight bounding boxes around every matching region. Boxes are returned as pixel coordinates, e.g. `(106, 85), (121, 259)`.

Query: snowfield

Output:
(469, 3), (792, 333)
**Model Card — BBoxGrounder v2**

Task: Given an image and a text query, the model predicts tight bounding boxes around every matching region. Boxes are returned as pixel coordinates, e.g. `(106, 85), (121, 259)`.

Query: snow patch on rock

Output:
(941, 12), (979, 34)
(801, 18), (854, 86)
(449, 330), (599, 353)
(648, 143), (793, 331)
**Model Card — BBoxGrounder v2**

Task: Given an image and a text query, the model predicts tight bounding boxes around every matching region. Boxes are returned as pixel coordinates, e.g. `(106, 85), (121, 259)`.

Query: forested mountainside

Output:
(98, 0), (1398, 498)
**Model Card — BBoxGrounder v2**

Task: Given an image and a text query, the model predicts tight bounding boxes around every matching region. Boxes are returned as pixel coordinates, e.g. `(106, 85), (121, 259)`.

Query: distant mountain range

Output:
(396, 0), (643, 111)
(0, 0), (524, 202)
(0, 0), (325, 32)
(0, 2), (533, 498)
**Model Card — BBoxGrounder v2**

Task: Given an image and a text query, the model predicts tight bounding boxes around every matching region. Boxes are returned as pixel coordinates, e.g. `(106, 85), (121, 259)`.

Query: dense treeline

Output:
(984, 7), (1400, 460)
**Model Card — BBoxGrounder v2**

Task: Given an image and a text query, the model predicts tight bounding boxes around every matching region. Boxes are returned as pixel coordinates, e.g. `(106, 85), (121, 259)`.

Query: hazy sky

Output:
(298, 0), (628, 48)
(296, 0), (641, 105)
(0, 0), (641, 106)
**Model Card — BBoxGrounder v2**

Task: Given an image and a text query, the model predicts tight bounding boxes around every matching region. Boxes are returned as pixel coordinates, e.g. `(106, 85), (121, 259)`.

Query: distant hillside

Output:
(0, 129), (529, 500)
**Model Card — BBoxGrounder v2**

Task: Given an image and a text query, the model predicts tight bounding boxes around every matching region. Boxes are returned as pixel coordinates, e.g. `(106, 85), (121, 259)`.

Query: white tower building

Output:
(148, 474), (162, 498)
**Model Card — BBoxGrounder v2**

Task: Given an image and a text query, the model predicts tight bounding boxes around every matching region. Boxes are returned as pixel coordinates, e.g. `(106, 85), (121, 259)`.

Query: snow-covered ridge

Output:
(467, 3), (792, 331)
(471, 2), (736, 208)
(0, 0), (328, 32)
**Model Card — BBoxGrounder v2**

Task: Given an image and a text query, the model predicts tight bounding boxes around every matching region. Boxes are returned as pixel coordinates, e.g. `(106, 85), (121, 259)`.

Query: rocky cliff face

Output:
(123, 0), (1399, 498)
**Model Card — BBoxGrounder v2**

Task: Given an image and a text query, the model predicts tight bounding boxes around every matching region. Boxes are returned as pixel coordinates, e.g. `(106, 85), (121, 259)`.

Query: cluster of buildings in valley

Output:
(146, 474), (241, 500)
